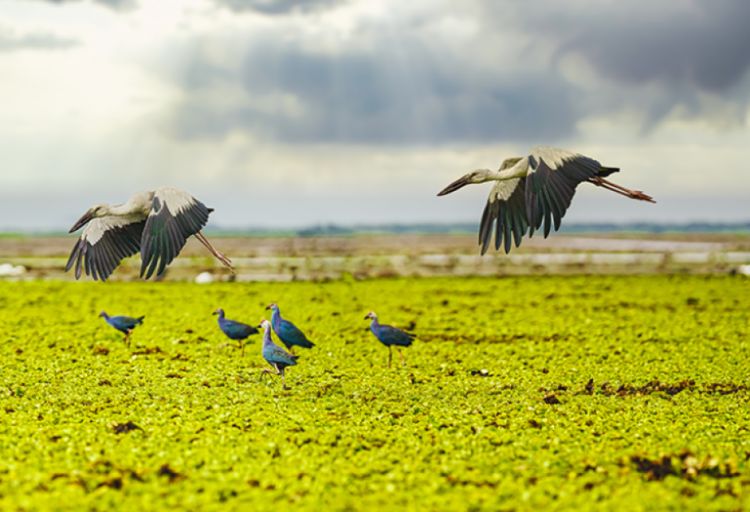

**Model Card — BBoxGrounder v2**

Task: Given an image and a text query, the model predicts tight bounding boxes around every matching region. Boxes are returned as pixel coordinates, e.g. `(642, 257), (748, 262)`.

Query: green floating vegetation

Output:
(0, 276), (748, 510)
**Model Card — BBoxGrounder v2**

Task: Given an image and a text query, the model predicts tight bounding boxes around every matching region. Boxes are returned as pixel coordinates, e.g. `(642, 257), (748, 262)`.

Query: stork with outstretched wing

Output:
(437, 147), (655, 254)
(66, 188), (234, 280)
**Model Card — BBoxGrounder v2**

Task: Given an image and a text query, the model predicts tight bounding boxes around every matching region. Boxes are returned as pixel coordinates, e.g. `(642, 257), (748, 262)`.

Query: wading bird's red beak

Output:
(437, 174), (472, 196)
(69, 209), (95, 233)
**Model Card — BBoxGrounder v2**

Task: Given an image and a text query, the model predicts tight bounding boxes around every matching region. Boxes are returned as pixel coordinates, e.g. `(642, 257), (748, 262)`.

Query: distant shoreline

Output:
(1, 221), (749, 238)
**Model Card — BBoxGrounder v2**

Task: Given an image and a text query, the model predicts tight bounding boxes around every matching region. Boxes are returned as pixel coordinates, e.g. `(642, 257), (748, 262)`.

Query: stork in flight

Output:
(66, 187), (234, 281)
(437, 147), (655, 254)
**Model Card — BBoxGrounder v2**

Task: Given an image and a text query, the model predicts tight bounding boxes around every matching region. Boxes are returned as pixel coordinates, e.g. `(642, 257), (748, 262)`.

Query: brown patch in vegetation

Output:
(543, 394), (561, 405)
(112, 421), (143, 434)
(629, 451), (740, 481)
(158, 464), (185, 483)
(92, 345), (109, 356)
(580, 379), (749, 397)
(131, 346), (165, 356)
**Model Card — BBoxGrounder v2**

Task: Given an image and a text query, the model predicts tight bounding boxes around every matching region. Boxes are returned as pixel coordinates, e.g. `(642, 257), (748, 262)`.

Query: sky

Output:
(1, 0), (748, 230)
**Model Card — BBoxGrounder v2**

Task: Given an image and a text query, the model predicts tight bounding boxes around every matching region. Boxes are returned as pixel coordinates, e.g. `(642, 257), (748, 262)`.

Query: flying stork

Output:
(437, 147), (655, 254)
(66, 187), (234, 280)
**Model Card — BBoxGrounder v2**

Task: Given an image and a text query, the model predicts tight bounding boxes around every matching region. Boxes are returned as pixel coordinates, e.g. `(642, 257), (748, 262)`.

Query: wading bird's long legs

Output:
(388, 346), (392, 368)
(588, 177), (656, 203)
(194, 231), (235, 271)
(261, 365), (287, 388)
(397, 348), (406, 367)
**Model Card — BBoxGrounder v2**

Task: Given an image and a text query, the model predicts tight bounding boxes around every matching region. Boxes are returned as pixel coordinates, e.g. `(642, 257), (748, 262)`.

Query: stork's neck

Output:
(494, 158), (528, 181)
(107, 191), (154, 217)
(468, 168), (521, 185)
(216, 310), (225, 320)
(369, 317), (380, 329)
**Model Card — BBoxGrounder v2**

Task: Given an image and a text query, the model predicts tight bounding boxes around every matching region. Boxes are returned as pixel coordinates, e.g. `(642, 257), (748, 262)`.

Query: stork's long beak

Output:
(364, 314), (370, 320)
(437, 174), (472, 196)
(69, 209), (95, 233)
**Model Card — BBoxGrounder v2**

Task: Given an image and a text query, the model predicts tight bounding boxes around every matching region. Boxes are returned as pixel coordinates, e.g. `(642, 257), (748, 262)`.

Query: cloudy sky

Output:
(1, 0), (748, 230)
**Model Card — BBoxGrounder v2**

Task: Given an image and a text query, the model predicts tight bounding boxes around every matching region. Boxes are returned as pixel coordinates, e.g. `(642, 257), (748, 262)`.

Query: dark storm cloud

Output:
(0, 28), (78, 51)
(214, 0), (345, 15)
(165, 0), (750, 146)
(532, 0), (750, 93)
(500, 0), (750, 128)
(170, 38), (582, 144)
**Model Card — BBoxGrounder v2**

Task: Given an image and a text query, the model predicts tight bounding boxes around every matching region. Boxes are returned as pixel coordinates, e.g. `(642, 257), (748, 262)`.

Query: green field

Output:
(1, 276), (748, 510)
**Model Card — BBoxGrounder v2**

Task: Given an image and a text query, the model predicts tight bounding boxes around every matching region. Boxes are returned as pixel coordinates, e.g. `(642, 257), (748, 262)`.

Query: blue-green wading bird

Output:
(258, 319), (298, 389)
(213, 308), (259, 356)
(365, 311), (415, 368)
(265, 303), (315, 354)
(99, 311), (144, 346)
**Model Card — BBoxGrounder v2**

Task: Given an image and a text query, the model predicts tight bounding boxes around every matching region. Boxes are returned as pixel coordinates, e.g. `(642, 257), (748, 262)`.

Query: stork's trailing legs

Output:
(194, 231), (235, 272)
(388, 346), (392, 368)
(588, 177), (655, 203)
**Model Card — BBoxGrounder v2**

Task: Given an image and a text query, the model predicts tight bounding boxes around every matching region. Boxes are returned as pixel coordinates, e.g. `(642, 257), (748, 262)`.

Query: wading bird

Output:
(365, 311), (415, 368)
(66, 188), (234, 281)
(213, 309), (259, 356)
(265, 303), (315, 353)
(99, 311), (144, 346)
(258, 319), (298, 389)
(437, 147), (655, 254)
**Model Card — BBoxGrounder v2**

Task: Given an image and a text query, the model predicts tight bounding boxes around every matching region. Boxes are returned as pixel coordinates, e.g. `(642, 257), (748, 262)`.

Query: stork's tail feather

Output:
(598, 166), (619, 177)
(136, 316), (145, 324)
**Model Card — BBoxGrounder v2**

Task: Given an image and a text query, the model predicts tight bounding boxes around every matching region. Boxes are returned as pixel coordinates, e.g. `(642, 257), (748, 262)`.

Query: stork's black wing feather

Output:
(479, 177), (529, 255)
(525, 148), (601, 239)
(66, 219), (145, 281)
(139, 188), (211, 279)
